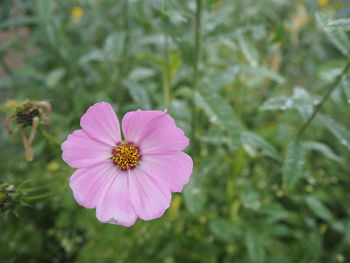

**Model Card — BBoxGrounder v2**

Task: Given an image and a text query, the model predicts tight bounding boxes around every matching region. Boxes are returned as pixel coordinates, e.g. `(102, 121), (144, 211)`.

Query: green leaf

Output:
(209, 219), (235, 242)
(0, 17), (38, 30)
(325, 18), (350, 32)
(46, 69), (65, 88)
(239, 36), (259, 67)
(282, 140), (304, 189)
(342, 75), (350, 103)
(241, 131), (280, 160)
(316, 13), (350, 57)
(319, 115), (350, 150)
(195, 87), (242, 145)
(36, 0), (53, 24)
(183, 175), (206, 214)
(305, 196), (334, 222)
(303, 141), (342, 162)
(261, 96), (293, 111)
(245, 229), (265, 263)
(123, 80), (151, 110)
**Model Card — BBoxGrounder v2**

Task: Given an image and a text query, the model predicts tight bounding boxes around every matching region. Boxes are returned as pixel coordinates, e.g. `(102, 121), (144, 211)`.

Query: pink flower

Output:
(61, 102), (193, 226)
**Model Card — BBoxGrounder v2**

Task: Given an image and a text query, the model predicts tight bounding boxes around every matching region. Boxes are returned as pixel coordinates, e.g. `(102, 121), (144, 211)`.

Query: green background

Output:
(1, 0), (350, 262)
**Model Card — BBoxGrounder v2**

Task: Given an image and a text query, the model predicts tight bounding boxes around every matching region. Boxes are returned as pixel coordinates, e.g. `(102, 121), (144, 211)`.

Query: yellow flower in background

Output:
(71, 7), (84, 23)
(318, 0), (329, 8)
(98, 0), (105, 3)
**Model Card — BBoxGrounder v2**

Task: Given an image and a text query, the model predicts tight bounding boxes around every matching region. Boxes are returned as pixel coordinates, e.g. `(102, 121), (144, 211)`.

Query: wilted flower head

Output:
(2, 99), (51, 161)
(61, 102), (193, 226)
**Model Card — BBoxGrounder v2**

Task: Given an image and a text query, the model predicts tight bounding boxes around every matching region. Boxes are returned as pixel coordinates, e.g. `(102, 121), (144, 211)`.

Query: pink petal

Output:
(128, 168), (171, 221)
(122, 110), (189, 154)
(69, 160), (116, 209)
(62, 130), (112, 168)
(80, 102), (121, 146)
(140, 152), (193, 192)
(122, 110), (164, 144)
(96, 170), (137, 227)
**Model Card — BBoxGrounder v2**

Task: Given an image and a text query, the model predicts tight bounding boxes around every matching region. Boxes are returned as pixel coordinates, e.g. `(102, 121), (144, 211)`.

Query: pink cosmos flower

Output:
(61, 102), (193, 226)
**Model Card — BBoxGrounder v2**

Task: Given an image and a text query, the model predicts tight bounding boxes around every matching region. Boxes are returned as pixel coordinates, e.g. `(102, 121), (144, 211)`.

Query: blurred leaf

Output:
(239, 36), (259, 67)
(342, 75), (350, 103)
(0, 17), (38, 30)
(261, 96), (293, 111)
(319, 115), (350, 150)
(195, 87), (242, 145)
(46, 69), (66, 88)
(282, 140), (304, 189)
(209, 219), (235, 242)
(262, 203), (292, 223)
(261, 88), (315, 118)
(303, 141), (342, 162)
(241, 131), (280, 160)
(36, 0), (53, 24)
(183, 174), (206, 214)
(325, 18), (350, 32)
(123, 80), (151, 110)
(305, 196), (334, 222)
(316, 12), (350, 57)
(292, 87), (316, 119)
(128, 68), (155, 81)
(241, 189), (261, 211)
(245, 229), (265, 263)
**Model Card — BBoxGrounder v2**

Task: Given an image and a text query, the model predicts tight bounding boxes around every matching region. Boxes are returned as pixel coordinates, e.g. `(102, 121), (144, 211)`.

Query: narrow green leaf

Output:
(245, 229), (265, 263)
(303, 141), (342, 162)
(319, 115), (350, 150)
(261, 96), (293, 111)
(241, 131), (280, 160)
(342, 75), (350, 103)
(0, 17), (37, 30)
(282, 140), (304, 189)
(305, 196), (334, 222)
(239, 36), (259, 67)
(325, 18), (350, 32)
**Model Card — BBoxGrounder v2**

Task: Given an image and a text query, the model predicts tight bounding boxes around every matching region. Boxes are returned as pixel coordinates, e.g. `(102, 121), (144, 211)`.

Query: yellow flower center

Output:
(112, 143), (140, 170)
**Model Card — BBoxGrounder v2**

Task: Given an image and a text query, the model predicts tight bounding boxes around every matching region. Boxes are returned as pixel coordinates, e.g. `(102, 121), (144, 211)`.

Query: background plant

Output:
(1, 0), (350, 262)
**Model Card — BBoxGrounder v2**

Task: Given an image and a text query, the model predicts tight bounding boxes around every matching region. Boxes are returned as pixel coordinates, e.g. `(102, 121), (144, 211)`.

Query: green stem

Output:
(23, 184), (67, 201)
(116, 0), (131, 106)
(297, 59), (350, 138)
(191, 0), (202, 153)
(163, 34), (171, 108)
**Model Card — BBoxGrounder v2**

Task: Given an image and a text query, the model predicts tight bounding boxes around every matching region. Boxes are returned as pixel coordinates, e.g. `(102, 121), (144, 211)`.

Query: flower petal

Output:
(62, 130), (112, 168)
(80, 102), (121, 146)
(122, 110), (189, 154)
(138, 113), (189, 154)
(122, 110), (164, 144)
(128, 168), (171, 221)
(96, 170), (137, 227)
(69, 160), (116, 209)
(140, 152), (193, 192)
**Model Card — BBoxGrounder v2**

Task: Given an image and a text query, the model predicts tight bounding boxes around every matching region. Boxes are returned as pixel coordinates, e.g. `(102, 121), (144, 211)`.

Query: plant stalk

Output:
(297, 59), (350, 137)
(191, 0), (202, 153)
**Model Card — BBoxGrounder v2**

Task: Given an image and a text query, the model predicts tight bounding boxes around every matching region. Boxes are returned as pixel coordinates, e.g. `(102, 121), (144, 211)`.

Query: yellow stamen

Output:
(112, 143), (140, 170)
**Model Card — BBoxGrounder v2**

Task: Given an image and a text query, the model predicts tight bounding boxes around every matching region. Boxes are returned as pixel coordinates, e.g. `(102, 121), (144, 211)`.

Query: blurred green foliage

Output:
(1, 0), (350, 262)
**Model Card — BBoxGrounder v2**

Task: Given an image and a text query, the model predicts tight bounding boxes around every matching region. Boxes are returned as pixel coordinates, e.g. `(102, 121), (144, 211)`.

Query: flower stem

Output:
(163, 34), (171, 108)
(191, 0), (202, 153)
(22, 184), (67, 201)
(297, 59), (350, 138)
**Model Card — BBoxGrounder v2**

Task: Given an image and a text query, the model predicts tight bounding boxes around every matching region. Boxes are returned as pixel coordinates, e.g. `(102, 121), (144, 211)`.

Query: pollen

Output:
(112, 143), (140, 170)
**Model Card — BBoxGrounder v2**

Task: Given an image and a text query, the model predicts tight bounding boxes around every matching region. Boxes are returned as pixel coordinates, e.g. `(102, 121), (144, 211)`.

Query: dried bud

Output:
(0, 184), (17, 213)
(16, 101), (41, 127)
